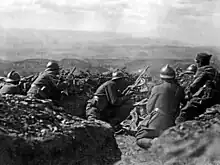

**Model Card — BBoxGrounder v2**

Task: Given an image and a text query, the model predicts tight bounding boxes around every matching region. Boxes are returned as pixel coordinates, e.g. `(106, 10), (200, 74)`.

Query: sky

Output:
(0, 0), (220, 46)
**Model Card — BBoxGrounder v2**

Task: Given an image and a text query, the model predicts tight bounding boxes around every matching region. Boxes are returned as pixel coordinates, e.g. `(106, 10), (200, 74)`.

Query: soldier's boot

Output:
(136, 138), (153, 149)
(136, 128), (159, 149)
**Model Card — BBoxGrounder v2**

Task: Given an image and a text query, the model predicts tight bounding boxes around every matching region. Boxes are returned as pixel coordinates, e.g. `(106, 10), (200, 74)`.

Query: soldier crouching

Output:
(27, 61), (67, 101)
(86, 71), (133, 125)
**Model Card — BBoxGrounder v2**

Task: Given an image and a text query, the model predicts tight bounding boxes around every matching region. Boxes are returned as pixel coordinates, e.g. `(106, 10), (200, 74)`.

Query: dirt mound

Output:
(114, 105), (220, 165)
(0, 95), (121, 165)
(148, 105), (220, 165)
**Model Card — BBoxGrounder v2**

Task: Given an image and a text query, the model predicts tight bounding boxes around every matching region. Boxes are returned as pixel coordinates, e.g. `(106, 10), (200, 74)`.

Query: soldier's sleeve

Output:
(146, 86), (158, 114)
(190, 71), (208, 94)
(105, 83), (128, 106)
(49, 76), (60, 91)
(178, 86), (185, 104)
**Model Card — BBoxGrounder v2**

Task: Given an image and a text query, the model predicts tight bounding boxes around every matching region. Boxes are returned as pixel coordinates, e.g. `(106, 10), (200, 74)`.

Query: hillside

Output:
(1, 28), (220, 62)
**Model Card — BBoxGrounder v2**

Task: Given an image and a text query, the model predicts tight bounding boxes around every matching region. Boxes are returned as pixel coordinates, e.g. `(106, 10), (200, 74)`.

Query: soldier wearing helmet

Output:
(185, 64), (197, 75)
(179, 64), (197, 90)
(176, 53), (220, 124)
(136, 64), (185, 149)
(27, 61), (63, 100)
(86, 70), (133, 124)
(0, 71), (23, 95)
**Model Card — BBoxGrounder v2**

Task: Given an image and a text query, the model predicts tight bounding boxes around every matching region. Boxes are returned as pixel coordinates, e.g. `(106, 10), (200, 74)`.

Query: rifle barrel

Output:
(122, 66), (149, 95)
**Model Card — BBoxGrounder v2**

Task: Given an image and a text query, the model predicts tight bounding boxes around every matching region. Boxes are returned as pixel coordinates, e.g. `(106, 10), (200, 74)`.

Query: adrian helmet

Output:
(185, 64), (197, 74)
(112, 71), (125, 80)
(6, 71), (21, 83)
(160, 64), (175, 79)
(46, 61), (60, 71)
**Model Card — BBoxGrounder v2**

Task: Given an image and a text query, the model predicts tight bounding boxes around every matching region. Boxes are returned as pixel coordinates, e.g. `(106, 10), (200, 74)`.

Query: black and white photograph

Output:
(0, 0), (220, 164)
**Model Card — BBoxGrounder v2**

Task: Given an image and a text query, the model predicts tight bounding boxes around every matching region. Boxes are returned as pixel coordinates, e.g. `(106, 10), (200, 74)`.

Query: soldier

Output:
(86, 71), (133, 124)
(27, 61), (65, 100)
(135, 64), (185, 149)
(184, 64), (197, 75)
(179, 64), (198, 92)
(175, 53), (220, 124)
(0, 71), (23, 95)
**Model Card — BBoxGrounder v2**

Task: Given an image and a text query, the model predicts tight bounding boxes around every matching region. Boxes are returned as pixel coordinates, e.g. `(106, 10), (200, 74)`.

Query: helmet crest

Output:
(160, 64), (175, 79)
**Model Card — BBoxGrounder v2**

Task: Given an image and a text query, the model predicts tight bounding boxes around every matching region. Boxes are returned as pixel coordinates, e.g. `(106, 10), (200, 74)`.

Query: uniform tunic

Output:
(176, 65), (220, 123)
(27, 70), (61, 100)
(0, 83), (22, 95)
(86, 79), (130, 121)
(136, 80), (184, 140)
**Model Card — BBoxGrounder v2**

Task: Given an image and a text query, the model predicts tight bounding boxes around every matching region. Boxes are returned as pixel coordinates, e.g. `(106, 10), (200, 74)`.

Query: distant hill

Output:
(0, 28), (220, 76)
(0, 28), (210, 61)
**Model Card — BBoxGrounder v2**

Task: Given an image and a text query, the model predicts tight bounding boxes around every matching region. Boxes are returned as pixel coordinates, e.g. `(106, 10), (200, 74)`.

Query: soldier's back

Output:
(95, 80), (115, 95)
(0, 83), (21, 95)
(150, 81), (184, 114)
(32, 71), (54, 87)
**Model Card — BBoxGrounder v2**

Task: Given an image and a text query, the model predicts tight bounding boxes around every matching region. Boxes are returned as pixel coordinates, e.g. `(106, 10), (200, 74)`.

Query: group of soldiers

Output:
(0, 53), (219, 150)
(84, 52), (220, 149)
(0, 61), (67, 100)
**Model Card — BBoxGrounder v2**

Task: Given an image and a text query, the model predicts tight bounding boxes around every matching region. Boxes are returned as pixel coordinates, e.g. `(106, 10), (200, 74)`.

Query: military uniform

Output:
(176, 65), (219, 123)
(86, 79), (131, 122)
(27, 70), (61, 100)
(136, 81), (184, 141)
(0, 83), (22, 95)
(0, 71), (23, 95)
(176, 53), (220, 124)
(135, 64), (185, 149)
(86, 71), (132, 123)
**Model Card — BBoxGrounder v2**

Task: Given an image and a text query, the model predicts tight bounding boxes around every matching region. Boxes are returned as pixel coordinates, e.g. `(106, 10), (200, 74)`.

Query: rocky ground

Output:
(0, 95), (121, 165)
(114, 105), (220, 165)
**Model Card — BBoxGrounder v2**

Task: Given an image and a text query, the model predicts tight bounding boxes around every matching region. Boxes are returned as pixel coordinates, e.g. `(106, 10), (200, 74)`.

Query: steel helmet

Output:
(160, 64), (175, 79)
(46, 61), (60, 71)
(6, 71), (21, 82)
(112, 71), (125, 80)
(185, 64), (197, 74)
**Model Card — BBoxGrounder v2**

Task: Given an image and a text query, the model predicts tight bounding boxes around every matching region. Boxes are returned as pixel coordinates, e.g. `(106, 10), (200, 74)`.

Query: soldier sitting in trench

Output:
(86, 71), (134, 126)
(27, 61), (67, 101)
(179, 64), (197, 96)
(0, 71), (25, 95)
(135, 64), (185, 149)
(175, 53), (220, 124)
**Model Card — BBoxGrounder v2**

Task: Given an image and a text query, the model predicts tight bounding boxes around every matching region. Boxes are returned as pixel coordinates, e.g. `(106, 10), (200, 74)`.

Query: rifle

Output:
(20, 74), (35, 83)
(66, 67), (76, 80)
(57, 67), (77, 97)
(122, 66), (150, 95)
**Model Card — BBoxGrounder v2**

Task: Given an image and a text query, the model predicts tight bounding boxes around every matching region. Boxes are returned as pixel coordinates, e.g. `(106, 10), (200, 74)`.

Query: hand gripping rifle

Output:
(58, 66), (77, 97)
(56, 67), (76, 85)
(122, 66), (150, 96)
(66, 66), (76, 80)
